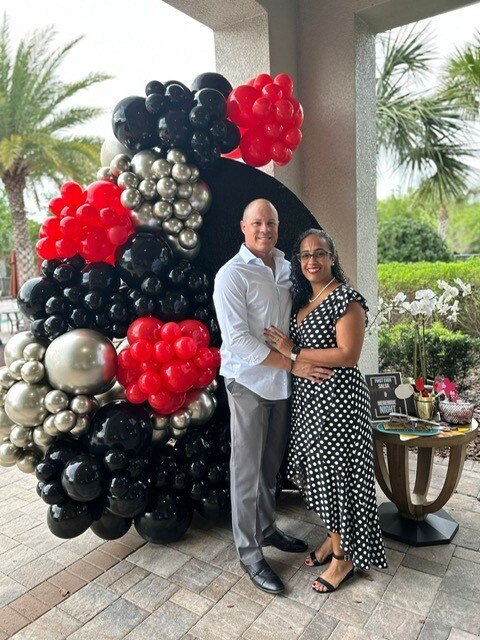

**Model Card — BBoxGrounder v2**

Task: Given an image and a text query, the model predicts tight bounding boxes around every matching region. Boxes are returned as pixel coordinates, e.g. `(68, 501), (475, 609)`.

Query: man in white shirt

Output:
(213, 199), (333, 594)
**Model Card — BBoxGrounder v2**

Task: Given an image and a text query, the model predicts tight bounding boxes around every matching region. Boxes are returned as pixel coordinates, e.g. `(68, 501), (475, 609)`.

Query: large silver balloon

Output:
(100, 136), (132, 167)
(178, 229), (199, 250)
(0, 441), (21, 467)
(120, 188), (141, 210)
(44, 389), (69, 414)
(44, 329), (117, 395)
(166, 234), (200, 260)
(131, 149), (161, 179)
(95, 382), (126, 407)
(117, 171), (139, 190)
(4, 332), (37, 367)
(21, 361), (45, 384)
(5, 382), (51, 427)
(17, 450), (41, 474)
(10, 425), (33, 448)
(189, 181), (212, 213)
(110, 154), (131, 177)
(184, 389), (216, 426)
(23, 343), (46, 362)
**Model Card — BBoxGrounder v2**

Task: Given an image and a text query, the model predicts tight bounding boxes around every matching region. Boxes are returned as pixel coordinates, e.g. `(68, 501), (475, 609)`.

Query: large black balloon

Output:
(61, 455), (105, 502)
(112, 96), (159, 151)
(91, 510), (132, 540)
(47, 500), (93, 539)
(134, 492), (193, 544)
(190, 72), (233, 99)
(17, 277), (59, 320)
(87, 401), (153, 457)
(115, 232), (173, 288)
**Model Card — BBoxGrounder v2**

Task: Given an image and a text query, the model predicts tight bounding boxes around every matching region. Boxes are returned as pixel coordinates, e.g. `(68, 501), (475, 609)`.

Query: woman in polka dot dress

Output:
(265, 229), (387, 593)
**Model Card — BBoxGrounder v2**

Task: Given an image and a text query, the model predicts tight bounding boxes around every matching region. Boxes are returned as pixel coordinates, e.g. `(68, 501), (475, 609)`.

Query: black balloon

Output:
(41, 481), (66, 505)
(44, 314), (69, 339)
(17, 277), (59, 320)
(61, 455), (105, 502)
(53, 264), (78, 286)
(36, 459), (57, 483)
(30, 318), (48, 339)
(112, 96), (159, 151)
(194, 88), (227, 121)
(81, 263), (120, 292)
(47, 500), (93, 539)
(115, 232), (173, 288)
(145, 93), (169, 116)
(157, 290), (191, 322)
(145, 80), (165, 96)
(45, 295), (69, 316)
(190, 72), (233, 99)
(91, 510), (132, 540)
(87, 401), (153, 458)
(195, 488), (231, 522)
(134, 492), (193, 544)
(47, 438), (84, 471)
(107, 477), (148, 518)
(158, 109), (191, 147)
(104, 449), (129, 472)
(41, 259), (62, 279)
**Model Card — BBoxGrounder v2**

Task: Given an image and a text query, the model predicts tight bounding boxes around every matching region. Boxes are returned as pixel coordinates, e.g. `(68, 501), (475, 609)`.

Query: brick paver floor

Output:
(0, 454), (480, 639)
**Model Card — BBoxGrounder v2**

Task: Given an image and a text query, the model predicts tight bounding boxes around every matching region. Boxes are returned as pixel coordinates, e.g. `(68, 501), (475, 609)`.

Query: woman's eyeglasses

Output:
(296, 249), (332, 262)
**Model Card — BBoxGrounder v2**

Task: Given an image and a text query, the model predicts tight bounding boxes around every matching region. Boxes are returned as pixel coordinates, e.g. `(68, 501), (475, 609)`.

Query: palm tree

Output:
(376, 25), (475, 238)
(443, 30), (480, 118)
(0, 15), (111, 285)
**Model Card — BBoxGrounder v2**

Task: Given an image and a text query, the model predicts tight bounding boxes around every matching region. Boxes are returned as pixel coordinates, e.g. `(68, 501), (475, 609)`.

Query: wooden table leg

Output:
(422, 444), (467, 515)
(386, 443), (414, 518)
(412, 448), (434, 516)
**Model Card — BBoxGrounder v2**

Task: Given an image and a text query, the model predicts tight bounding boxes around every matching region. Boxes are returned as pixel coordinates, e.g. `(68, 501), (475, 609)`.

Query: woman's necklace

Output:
(309, 277), (336, 304)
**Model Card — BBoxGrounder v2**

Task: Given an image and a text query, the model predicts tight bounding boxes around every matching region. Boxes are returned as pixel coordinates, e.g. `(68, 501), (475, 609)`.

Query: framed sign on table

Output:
(365, 371), (413, 420)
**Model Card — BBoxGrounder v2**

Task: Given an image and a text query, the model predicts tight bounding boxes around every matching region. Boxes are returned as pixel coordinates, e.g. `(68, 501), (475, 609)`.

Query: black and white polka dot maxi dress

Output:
(288, 284), (388, 571)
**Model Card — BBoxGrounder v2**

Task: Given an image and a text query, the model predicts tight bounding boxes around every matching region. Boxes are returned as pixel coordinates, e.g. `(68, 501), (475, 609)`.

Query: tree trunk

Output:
(1, 170), (37, 287)
(438, 203), (449, 239)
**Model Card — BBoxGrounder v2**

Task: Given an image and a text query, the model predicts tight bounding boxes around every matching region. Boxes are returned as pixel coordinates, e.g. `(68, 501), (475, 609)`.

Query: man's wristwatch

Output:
(290, 345), (301, 361)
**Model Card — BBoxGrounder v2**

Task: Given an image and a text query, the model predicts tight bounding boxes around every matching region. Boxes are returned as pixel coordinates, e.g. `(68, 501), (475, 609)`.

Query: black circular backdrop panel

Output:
(198, 158), (321, 274)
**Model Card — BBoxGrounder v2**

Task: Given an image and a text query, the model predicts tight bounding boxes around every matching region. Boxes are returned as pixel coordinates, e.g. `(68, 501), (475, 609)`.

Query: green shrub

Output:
(378, 216), (453, 263)
(378, 321), (480, 386)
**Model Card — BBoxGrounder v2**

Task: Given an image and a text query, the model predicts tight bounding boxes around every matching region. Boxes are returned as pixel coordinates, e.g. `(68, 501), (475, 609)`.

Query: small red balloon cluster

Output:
(226, 73), (303, 167)
(36, 180), (136, 264)
(117, 317), (221, 415)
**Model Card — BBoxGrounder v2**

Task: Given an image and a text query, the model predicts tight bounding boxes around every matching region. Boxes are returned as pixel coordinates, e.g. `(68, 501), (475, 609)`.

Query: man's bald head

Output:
(242, 199), (278, 222)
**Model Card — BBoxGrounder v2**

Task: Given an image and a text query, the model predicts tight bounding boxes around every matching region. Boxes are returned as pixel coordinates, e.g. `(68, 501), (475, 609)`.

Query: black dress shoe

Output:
(241, 558), (285, 594)
(263, 529), (308, 553)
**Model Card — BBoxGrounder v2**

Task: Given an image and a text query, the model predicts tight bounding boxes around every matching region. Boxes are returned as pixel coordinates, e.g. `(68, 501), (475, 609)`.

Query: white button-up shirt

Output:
(213, 244), (292, 400)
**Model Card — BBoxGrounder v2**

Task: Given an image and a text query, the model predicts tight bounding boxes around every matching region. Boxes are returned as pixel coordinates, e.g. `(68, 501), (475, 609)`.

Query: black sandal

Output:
(312, 552), (355, 594)
(305, 533), (332, 567)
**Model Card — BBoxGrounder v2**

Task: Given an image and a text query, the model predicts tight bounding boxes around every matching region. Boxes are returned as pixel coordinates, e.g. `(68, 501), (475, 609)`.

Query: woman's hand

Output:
(264, 325), (295, 358)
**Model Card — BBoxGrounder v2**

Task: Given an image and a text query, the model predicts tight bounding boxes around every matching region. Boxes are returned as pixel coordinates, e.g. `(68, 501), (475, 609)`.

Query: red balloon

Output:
(128, 317), (163, 344)
(149, 390), (186, 414)
(252, 98), (273, 124)
(161, 322), (183, 343)
(194, 347), (216, 370)
(209, 347), (221, 367)
(262, 83), (282, 102)
(179, 320), (210, 348)
(275, 148), (292, 166)
(108, 226), (130, 246)
(80, 227), (112, 262)
(275, 99), (295, 124)
(174, 337), (198, 360)
(85, 180), (127, 215)
(36, 238), (57, 260)
(138, 371), (163, 394)
(61, 181), (85, 208)
(263, 122), (283, 139)
(76, 204), (100, 226)
(55, 238), (77, 258)
(270, 141), (290, 164)
(130, 339), (153, 362)
(118, 348), (139, 370)
(140, 360), (161, 373)
(154, 341), (175, 363)
(227, 85), (260, 128)
(282, 127), (302, 150)
(240, 127), (272, 167)
(49, 197), (65, 216)
(99, 208), (119, 226)
(289, 97), (304, 127)
(126, 382), (149, 404)
(43, 217), (61, 239)
(117, 367), (138, 387)
(161, 360), (198, 393)
(223, 146), (242, 159)
(194, 367), (217, 388)
(274, 73), (294, 98)
(253, 73), (273, 91)
(60, 216), (82, 236)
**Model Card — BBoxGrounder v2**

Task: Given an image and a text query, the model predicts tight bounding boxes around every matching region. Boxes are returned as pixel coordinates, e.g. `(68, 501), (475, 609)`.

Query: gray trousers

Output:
(225, 378), (290, 564)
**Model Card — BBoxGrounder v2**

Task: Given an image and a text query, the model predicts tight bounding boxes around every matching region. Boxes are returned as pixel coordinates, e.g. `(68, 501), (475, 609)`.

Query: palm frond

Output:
(442, 30), (480, 117)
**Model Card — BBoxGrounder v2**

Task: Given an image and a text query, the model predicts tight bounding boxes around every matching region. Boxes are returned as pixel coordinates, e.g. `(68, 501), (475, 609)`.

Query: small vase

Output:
(414, 394), (436, 420)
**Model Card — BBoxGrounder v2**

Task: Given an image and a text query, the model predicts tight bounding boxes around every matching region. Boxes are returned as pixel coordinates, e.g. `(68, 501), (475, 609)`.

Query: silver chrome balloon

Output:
(177, 183), (193, 200)
(97, 167), (113, 182)
(43, 414), (60, 436)
(206, 379), (219, 393)
(70, 395), (96, 415)
(17, 450), (41, 474)
(166, 234), (200, 260)
(110, 154), (131, 177)
(21, 361), (45, 384)
(0, 367), (15, 390)
(10, 425), (33, 448)
(138, 178), (158, 200)
(54, 410), (77, 433)
(152, 201), (173, 220)
(189, 181), (212, 213)
(9, 359), (24, 381)
(184, 212), (203, 230)
(171, 426), (188, 439)
(178, 229), (199, 250)
(0, 441), (21, 467)
(173, 199), (193, 220)
(171, 163), (192, 184)
(170, 409), (192, 430)
(151, 158), (172, 179)
(23, 343), (46, 362)
(184, 389), (216, 426)
(70, 415), (90, 437)
(5, 382), (51, 427)
(0, 389), (6, 407)
(100, 136), (132, 166)
(131, 149), (161, 179)
(117, 171), (139, 190)
(33, 426), (54, 448)
(95, 382), (126, 407)
(120, 187), (142, 210)
(153, 415), (170, 430)
(44, 389), (69, 414)
(152, 429), (170, 445)
(4, 332), (37, 367)
(167, 149), (187, 164)
(188, 165), (200, 183)
(162, 217), (183, 236)
(0, 406), (14, 437)
(157, 177), (177, 201)
(44, 329), (117, 395)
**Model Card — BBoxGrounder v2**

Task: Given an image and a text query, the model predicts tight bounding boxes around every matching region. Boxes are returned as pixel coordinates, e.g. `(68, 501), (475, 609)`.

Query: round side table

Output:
(372, 419), (478, 546)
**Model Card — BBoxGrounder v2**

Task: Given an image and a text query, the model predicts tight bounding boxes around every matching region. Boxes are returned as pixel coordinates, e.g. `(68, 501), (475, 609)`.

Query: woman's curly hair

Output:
(290, 229), (348, 312)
